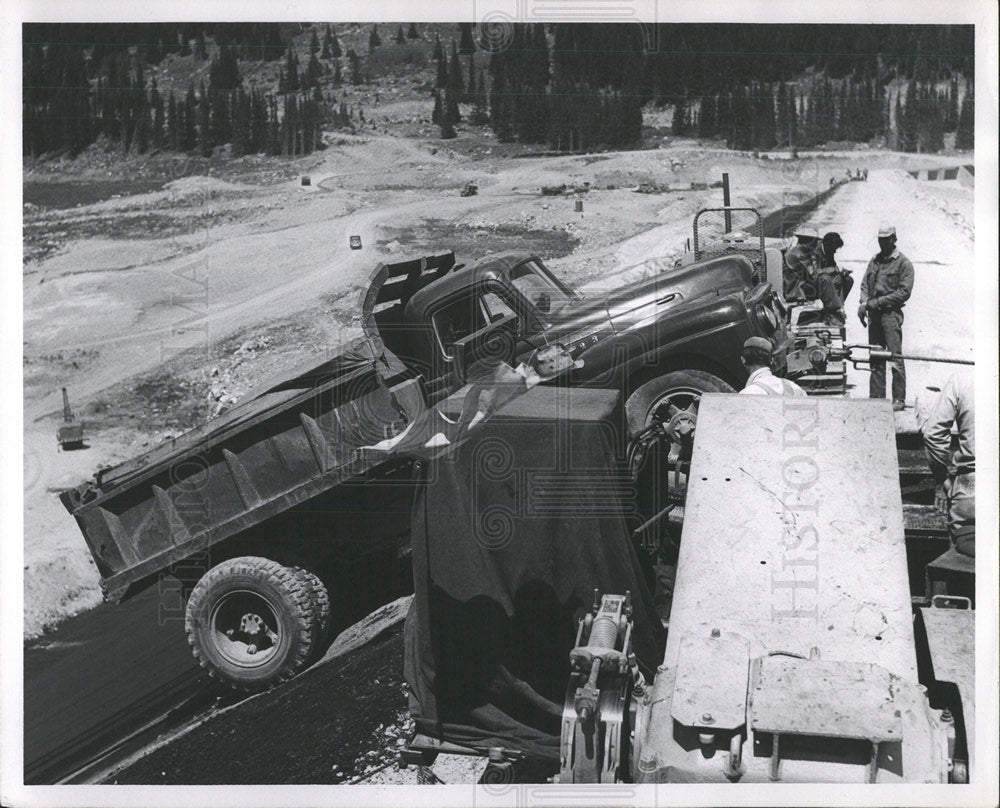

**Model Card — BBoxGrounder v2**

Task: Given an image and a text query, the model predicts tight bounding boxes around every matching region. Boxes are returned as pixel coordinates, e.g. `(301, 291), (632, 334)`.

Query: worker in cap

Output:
(739, 336), (807, 397)
(782, 224), (821, 301)
(858, 223), (914, 410)
(813, 231), (853, 325)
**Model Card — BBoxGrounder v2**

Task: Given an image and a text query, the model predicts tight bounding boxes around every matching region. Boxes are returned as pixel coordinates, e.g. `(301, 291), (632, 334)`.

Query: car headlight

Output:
(755, 300), (779, 334)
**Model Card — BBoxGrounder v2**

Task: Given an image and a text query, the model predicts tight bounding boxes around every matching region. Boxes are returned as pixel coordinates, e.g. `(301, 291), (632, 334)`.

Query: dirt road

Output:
(803, 168), (975, 402)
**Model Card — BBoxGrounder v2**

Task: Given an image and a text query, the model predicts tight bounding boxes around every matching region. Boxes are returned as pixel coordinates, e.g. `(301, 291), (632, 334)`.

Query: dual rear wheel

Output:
(185, 556), (331, 691)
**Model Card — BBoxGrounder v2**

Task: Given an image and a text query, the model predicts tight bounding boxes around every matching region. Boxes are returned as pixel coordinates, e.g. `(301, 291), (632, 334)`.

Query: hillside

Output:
(23, 22), (974, 167)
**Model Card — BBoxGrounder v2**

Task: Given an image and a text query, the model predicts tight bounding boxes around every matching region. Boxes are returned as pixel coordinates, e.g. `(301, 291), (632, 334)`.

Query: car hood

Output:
(543, 254), (755, 343)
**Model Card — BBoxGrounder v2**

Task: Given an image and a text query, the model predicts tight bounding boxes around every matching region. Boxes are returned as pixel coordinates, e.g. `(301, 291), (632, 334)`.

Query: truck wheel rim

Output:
(646, 387), (701, 437)
(209, 589), (282, 669)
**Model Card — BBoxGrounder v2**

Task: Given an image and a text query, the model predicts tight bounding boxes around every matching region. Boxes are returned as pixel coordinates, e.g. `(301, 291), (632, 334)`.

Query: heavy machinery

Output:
(554, 395), (973, 785)
(57, 387), (84, 449)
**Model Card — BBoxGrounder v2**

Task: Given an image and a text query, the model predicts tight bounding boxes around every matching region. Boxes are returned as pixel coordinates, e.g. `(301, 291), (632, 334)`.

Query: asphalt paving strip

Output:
(107, 625), (409, 785)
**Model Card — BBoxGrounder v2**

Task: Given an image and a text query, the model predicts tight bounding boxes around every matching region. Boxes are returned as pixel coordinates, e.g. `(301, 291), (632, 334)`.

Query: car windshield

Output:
(508, 260), (574, 319)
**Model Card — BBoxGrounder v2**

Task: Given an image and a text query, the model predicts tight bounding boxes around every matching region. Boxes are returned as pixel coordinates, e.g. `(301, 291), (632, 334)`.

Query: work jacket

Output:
(923, 373), (975, 482)
(739, 367), (807, 397)
(859, 249), (914, 311)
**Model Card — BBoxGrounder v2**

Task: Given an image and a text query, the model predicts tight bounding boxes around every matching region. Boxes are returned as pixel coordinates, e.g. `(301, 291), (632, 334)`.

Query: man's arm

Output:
(874, 256), (915, 309)
(923, 377), (958, 484)
(857, 260), (874, 323)
(858, 260), (873, 306)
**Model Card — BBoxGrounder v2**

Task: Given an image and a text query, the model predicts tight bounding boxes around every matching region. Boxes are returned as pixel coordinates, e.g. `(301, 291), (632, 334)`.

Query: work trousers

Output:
(868, 309), (905, 402)
(949, 471), (975, 557)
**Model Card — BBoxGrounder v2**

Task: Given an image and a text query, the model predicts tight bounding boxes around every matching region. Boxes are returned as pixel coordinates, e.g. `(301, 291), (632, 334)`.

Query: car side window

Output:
(481, 291), (515, 322)
(432, 295), (487, 359)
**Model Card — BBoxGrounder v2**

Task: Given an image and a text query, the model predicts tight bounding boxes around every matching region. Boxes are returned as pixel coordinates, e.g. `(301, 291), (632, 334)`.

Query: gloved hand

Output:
(934, 483), (949, 515)
(867, 297), (881, 312)
(857, 304), (868, 326)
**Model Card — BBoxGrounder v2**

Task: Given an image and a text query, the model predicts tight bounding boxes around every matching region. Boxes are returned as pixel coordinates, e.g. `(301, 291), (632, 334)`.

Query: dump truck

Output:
(61, 245), (785, 691)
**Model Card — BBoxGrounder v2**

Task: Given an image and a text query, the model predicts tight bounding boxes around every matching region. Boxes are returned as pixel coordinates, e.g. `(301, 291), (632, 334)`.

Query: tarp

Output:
(404, 385), (665, 762)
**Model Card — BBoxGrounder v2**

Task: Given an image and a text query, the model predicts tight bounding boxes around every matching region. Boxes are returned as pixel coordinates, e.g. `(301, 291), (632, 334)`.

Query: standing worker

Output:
(739, 337), (807, 396)
(922, 373), (975, 556)
(857, 224), (914, 411)
(782, 225), (821, 301)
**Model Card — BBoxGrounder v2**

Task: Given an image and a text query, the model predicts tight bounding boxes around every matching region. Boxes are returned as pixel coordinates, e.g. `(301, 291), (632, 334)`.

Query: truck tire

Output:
(291, 565), (332, 662)
(185, 556), (315, 691)
(625, 370), (735, 436)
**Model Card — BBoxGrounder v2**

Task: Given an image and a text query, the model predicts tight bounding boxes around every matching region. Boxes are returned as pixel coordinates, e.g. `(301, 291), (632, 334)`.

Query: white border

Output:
(2, 2), (997, 807)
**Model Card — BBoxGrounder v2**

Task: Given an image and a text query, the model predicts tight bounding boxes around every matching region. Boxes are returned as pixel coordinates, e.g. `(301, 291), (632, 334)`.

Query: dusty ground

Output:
(22, 122), (974, 643)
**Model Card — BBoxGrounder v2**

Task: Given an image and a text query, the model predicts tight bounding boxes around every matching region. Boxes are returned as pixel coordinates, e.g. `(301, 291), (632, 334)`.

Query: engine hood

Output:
(543, 253), (755, 347)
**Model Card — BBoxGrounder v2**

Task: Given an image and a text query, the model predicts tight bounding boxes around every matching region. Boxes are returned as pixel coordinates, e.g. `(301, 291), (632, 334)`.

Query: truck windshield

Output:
(509, 260), (573, 319)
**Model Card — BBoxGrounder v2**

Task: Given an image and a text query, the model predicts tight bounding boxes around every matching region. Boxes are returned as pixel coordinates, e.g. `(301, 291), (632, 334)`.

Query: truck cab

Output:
(368, 249), (786, 434)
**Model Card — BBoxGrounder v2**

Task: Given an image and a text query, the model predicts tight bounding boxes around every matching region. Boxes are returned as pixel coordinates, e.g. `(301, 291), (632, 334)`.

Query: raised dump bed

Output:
(61, 347), (426, 604)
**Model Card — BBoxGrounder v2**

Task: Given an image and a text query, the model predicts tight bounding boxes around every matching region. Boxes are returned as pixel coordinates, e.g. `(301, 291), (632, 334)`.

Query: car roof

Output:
(404, 251), (534, 323)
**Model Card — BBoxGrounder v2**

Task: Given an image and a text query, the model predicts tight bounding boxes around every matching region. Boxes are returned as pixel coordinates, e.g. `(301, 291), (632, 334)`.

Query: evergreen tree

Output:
(900, 80), (920, 151)
(267, 95), (280, 154)
(167, 90), (179, 150)
(919, 86), (944, 152)
(434, 35), (447, 88)
(466, 56), (476, 103)
(395, 26), (406, 45)
(775, 83), (789, 147)
(955, 83), (973, 149)
(945, 76), (959, 131)
(699, 94), (716, 139)
(431, 89), (443, 124)
(407, 23), (419, 39)
(788, 86), (798, 147)
(151, 78), (165, 149)
(333, 59), (343, 86)
(470, 69), (489, 125)
(330, 26), (341, 58)
(194, 30), (208, 61)
(446, 42), (463, 122)
(184, 83), (198, 150)
(281, 93), (297, 155)
(347, 49), (362, 84)
(439, 90), (457, 138)
(310, 28), (320, 55)
(305, 52), (322, 90)
(280, 48), (300, 92)
(368, 24), (381, 52)
(893, 93), (906, 151)
(133, 65), (150, 153)
(197, 80), (212, 156)
(672, 96), (686, 134)
(322, 25), (333, 59)
(459, 23), (476, 55)
(232, 87), (248, 156)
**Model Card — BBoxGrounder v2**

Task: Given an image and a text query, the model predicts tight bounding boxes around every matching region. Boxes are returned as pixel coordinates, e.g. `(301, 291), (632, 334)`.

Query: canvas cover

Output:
(404, 385), (665, 762)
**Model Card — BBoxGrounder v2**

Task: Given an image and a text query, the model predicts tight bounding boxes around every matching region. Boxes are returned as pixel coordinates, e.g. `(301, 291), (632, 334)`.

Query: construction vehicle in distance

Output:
(57, 387), (84, 450)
